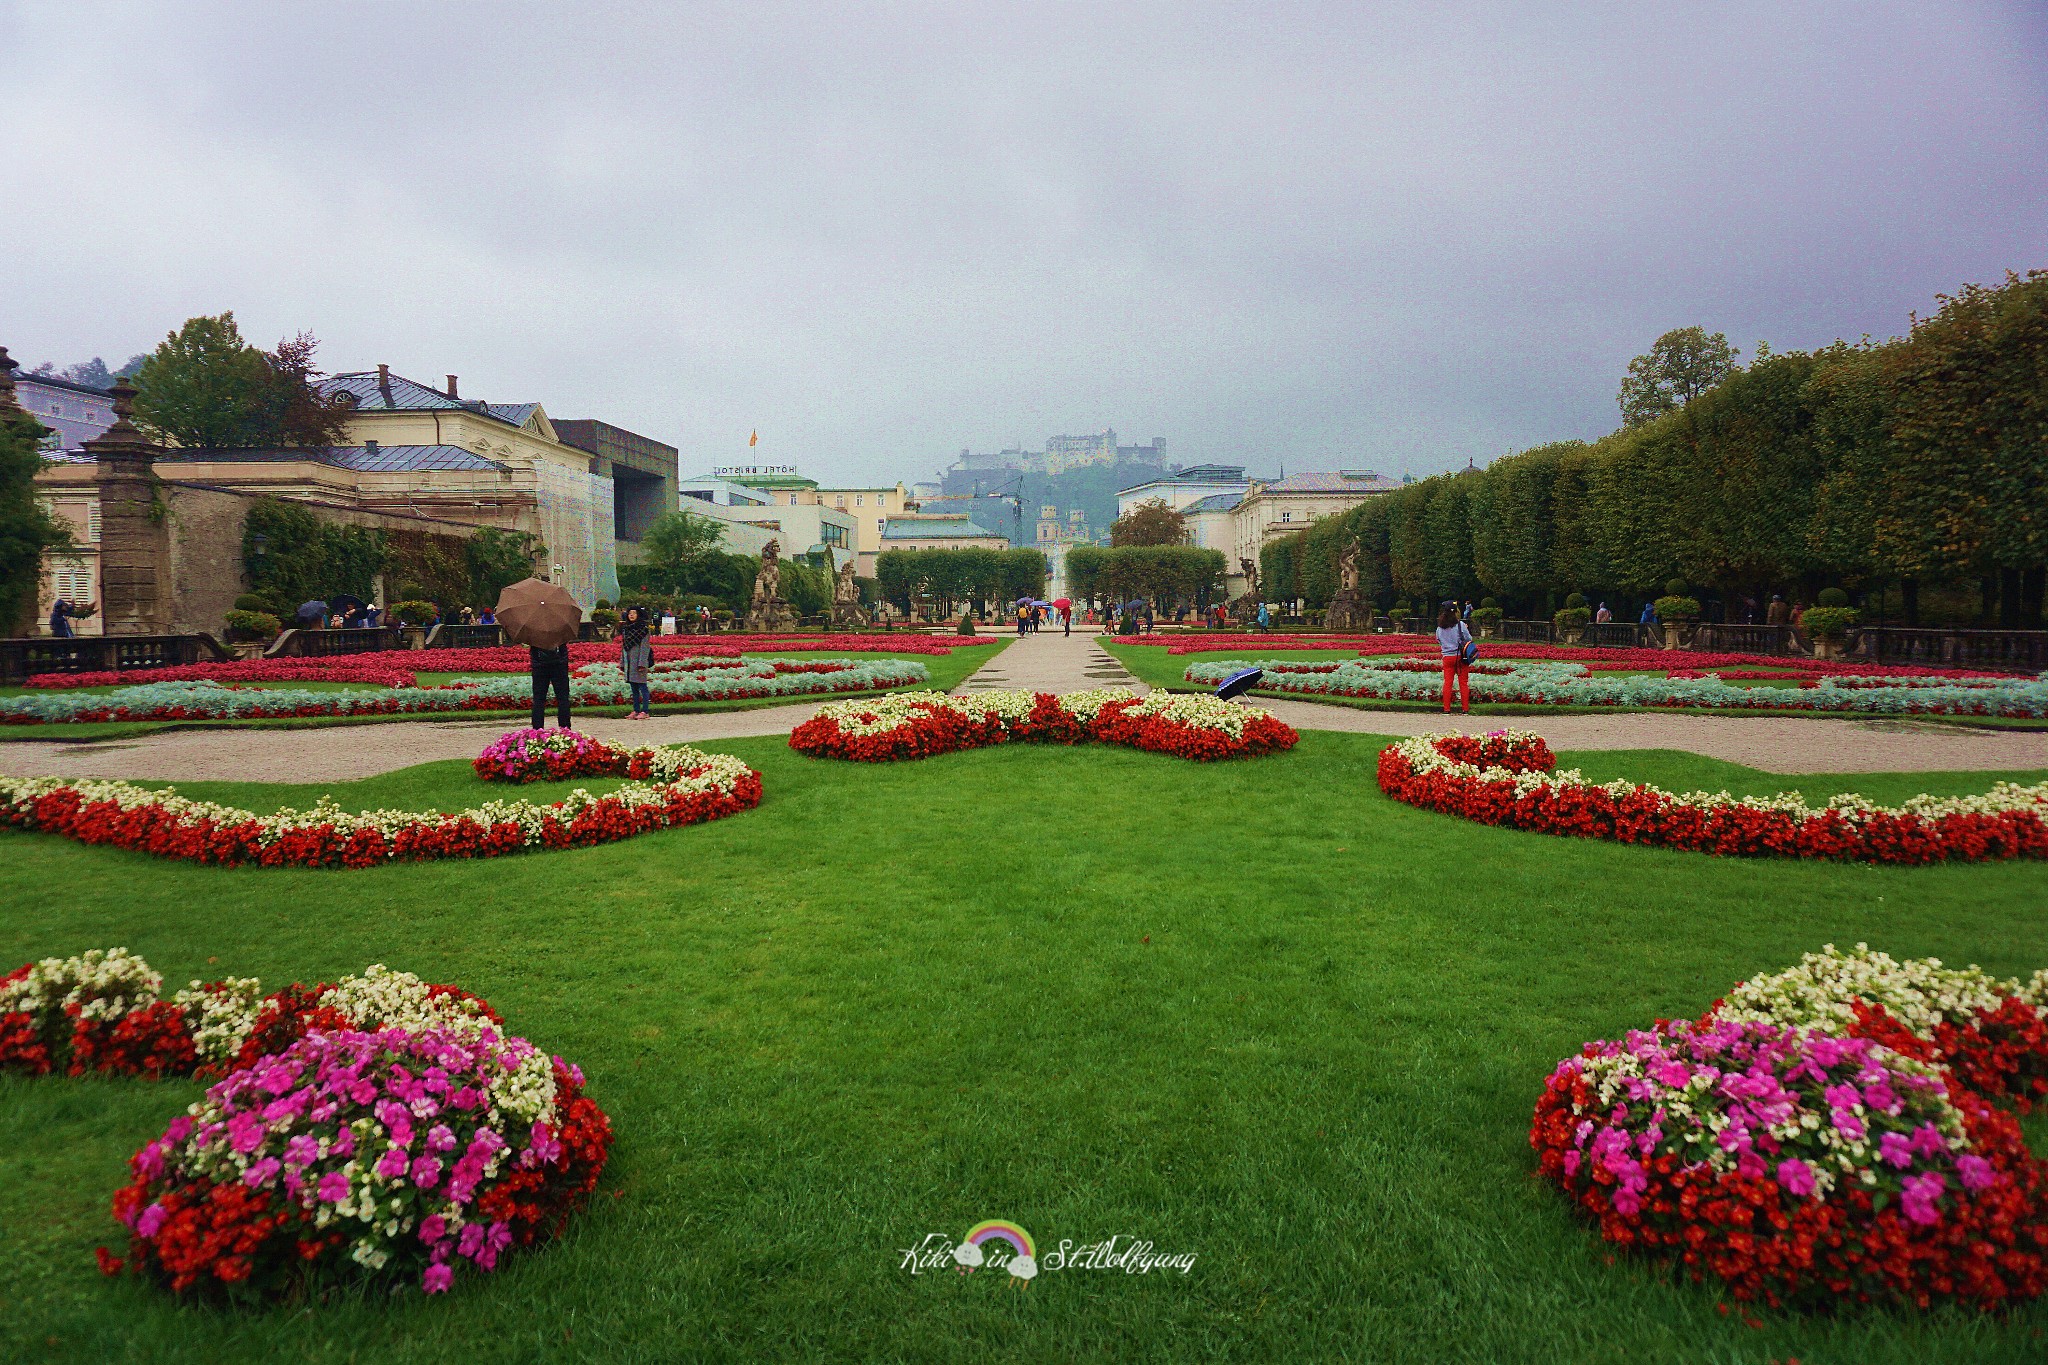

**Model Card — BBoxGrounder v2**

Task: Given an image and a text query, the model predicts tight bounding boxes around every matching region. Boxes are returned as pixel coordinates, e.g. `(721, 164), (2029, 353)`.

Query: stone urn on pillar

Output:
(82, 379), (172, 636)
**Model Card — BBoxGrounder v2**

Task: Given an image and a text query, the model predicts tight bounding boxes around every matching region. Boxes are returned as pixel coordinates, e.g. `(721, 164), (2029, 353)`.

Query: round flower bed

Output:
(2, 951), (612, 1298)
(1532, 1016), (2048, 1310)
(788, 689), (1299, 762)
(1, 740), (761, 869)
(1376, 730), (2048, 864)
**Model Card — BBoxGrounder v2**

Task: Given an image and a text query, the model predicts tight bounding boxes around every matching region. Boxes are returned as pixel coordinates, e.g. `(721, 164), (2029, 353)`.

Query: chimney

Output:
(364, 439), (379, 454)
(376, 363), (393, 408)
(445, 374), (459, 398)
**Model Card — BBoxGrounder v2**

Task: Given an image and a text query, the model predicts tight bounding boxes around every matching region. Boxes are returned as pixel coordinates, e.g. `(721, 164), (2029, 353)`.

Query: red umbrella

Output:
(1053, 597), (1072, 610)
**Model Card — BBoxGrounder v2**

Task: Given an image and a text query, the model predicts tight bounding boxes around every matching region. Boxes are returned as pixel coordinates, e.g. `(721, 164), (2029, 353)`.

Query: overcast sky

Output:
(4, 2), (2043, 485)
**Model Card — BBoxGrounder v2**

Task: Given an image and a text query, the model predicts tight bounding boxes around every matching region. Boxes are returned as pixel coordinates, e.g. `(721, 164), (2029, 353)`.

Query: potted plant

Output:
(590, 606), (619, 640)
(1802, 591), (1860, 660)
(1471, 597), (1504, 637)
(222, 608), (281, 659)
(391, 599), (436, 649)
(1653, 580), (1703, 649)
(1553, 592), (1592, 644)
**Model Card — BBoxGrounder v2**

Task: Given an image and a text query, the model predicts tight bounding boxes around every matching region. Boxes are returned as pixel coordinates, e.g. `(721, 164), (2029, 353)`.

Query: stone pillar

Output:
(82, 379), (171, 636)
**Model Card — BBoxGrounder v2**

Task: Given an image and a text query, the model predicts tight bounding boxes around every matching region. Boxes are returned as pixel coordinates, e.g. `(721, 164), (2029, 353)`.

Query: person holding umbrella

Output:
(495, 577), (584, 731)
(619, 605), (653, 720)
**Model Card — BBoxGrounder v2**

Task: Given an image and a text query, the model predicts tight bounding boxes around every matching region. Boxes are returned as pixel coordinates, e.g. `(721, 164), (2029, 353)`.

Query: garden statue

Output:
(1325, 539), (1368, 630)
(831, 557), (867, 626)
(744, 539), (796, 631)
(1231, 556), (1261, 622)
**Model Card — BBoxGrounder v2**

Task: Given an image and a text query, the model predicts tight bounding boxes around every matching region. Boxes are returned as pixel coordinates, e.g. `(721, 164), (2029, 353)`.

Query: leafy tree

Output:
(135, 314), (351, 449)
(642, 507), (727, 569)
(0, 392), (68, 631)
(1618, 327), (1739, 427)
(466, 527), (544, 604)
(240, 499), (389, 610)
(1109, 498), (1187, 546)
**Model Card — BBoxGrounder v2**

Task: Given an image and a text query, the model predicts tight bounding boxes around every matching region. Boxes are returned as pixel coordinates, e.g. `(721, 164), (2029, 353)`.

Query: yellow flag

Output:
(748, 429), (758, 447)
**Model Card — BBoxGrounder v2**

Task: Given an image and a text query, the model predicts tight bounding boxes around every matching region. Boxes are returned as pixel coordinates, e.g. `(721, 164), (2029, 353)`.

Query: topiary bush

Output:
(1816, 587), (1850, 608)
(390, 600), (437, 627)
(222, 609), (280, 643)
(1665, 578), (1689, 599)
(1654, 595), (1702, 621)
(1553, 606), (1592, 631)
(232, 593), (272, 614)
(1470, 606), (1504, 626)
(1480, 597), (1498, 610)
(1801, 605), (1860, 640)
(1564, 592), (1588, 611)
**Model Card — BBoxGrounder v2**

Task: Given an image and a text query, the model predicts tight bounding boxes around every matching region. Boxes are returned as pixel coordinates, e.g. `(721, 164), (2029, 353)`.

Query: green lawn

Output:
(0, 647), (1002, 743)
(3, 732), (2047, 1362)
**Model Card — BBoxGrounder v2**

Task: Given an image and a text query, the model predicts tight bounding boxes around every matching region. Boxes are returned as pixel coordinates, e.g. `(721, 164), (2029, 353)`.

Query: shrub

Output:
(1653, 595), (1702, 620)
(1480, 597), (1498, 610)
(1817, 587), (1851, 608)
(1564, 592), (1588, 610)
(956, 613), (977, 636)
(390, 600), (437, 627)
(1665, 578), (1689, 598)
(589, 608), (619, 630)
(1803, 605), (1860, 640)
(222, 610), (280, 643)
(1553, 606), (1592, 630)
(232, 593), (271, 613)
(594, 598), (613, 610)
(1470, 606), (1504, 625)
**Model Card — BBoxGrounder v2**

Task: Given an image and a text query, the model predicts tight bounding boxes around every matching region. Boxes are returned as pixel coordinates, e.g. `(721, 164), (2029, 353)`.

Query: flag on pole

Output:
(748, 429), (758, 447)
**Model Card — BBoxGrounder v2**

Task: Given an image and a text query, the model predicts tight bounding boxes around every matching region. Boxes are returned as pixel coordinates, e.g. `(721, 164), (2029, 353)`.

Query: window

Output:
(855, 494), (864, 507)
(1279, 511), (1293, 522)
(87, 503), (101, 542)
(835, 496), (846, 508)
(788, 494), (798, 505)
(54, 559), (92, 604)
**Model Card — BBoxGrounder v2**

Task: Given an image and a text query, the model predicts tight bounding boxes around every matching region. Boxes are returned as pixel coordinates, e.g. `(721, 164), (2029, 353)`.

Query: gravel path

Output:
(0, 632), (2041, 783)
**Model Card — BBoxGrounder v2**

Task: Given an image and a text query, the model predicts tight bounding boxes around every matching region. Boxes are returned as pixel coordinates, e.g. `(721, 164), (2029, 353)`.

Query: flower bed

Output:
(1, 657), (932, 725)
(1149, 635), (2002, 678)
(1375, 730), (2048, 863)
(1534, 946), (2048, 1311)
(3, 950), (611, 1298)
(1185, 656), (2048, 718)
(0, 741), (761, 868)
(21, 634), (992, 691)
(789, 690), (1298, 763)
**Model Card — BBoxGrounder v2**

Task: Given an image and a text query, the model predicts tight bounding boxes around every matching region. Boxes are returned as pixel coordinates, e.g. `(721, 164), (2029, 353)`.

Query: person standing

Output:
(1062, 605), (1071, 637)
(619, 605), (653, 719)
(1595, 602), (1612, 624)
(529, 641), (573, 730)
(1255, 602), (1271, 633)
(1436, 602), (1474, 714)
(1639, 601), (1657, 626)
(1767, 594), (1789, 626)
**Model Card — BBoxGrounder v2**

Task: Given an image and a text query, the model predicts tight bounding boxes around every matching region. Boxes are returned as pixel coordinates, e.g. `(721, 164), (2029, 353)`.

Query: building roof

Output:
(155, 444), (508, 472)
(1176, 463), (1246, 480)
(320, 370), (542, 433)
(18, 372), (113, 399)
(1117, 471), (1252, 496)
(1182, 492), (1244, 513)
(1256, 471), (1403, 494)
(485, 402), (540, 427)
(881, 516), (1000, 540)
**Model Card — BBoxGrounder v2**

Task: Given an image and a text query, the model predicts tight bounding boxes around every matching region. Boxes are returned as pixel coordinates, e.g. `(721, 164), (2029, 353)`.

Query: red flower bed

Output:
(26, 661), (421, 689)
(1147, 634), (2001, 678)
(1376, 731), (2048, 864)
(789, 691), (1297, 763)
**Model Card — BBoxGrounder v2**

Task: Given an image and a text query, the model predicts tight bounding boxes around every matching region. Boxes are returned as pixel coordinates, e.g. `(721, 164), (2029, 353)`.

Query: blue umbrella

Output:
(1216, 667), (1263, 701)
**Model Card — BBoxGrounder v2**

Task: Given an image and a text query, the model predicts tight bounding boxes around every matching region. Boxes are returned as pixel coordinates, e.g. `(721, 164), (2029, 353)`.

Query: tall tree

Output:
(1618, 327), (1739, 427)
(1109, 499), (1187, 546)
(262, 332), (354, 447)
(134, 315), (352, 449)
(642, 508), (728, 569)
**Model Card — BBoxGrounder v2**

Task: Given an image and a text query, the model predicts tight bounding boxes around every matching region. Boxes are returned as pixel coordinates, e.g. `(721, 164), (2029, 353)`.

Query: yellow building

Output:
(1231, 471), (1403, 601)
(799, 482), (915, 577)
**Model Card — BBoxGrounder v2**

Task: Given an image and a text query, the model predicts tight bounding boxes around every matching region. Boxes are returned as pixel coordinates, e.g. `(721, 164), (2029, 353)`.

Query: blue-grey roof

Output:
(881, 516), (1001, 539)
(1260, 471), (1403, 493)
(156, 445), (507, 472)
(1182, 492), (1243, 513)
(321, 371), (469, 412)
(486, 402), (540, 427)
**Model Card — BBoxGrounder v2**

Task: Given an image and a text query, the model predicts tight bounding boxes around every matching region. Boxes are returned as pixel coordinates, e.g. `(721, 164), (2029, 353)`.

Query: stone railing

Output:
(1853, 627), (2048, 674)
(0, 633), (230, 683)
(264, 627), (405, 658)
(425, 624), (505, 649)
(1686, 623), (1800, 656)
(1499, 619), (1555, 643)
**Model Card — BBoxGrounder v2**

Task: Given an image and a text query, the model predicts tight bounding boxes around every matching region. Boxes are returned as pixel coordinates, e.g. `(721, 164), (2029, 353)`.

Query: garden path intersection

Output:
(0, 631), (2044, 781)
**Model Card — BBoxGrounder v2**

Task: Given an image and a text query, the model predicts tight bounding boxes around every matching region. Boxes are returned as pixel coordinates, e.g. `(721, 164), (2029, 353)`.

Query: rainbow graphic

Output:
(962, 1220), (1035, 1263)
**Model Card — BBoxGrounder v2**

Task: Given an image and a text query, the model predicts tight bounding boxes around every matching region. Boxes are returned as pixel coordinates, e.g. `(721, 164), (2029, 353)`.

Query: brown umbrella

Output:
(495, 578), (583, 650)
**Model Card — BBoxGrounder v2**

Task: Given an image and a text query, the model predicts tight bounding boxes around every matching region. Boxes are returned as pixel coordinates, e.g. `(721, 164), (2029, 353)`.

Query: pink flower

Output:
(136, 1203), (167, 1238)
(1878, 1131), (1915, 1169)
(1775, 1158), (1816, 1197)
(374, 1146), (410, 1180)
(1956, 1154), (2000, 1192)
(1901, 1171), (1946, 1226)
(317, 1170), (350, 1203)
(242, 1157), (282, 1188)
(420, 1214), (448, 1244)
(226, 1112), (266, 1154)
(410, 1156), (442, 1189)
(422, 1263), (453, 1294)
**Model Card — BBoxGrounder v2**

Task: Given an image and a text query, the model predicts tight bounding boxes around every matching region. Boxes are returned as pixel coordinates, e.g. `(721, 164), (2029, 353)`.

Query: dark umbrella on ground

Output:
(495, 578), (582, 650)
(1216, 667), (1264, 701)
